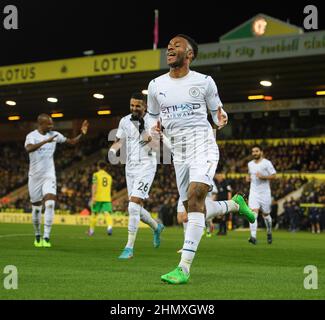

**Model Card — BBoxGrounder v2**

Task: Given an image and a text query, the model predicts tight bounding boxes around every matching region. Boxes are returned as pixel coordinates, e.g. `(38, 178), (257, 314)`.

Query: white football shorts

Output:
(126, 166), (156, 200)
(28, 176), (57, 203)
(248, 193), (272, 214)
(174, 159), (218, 202)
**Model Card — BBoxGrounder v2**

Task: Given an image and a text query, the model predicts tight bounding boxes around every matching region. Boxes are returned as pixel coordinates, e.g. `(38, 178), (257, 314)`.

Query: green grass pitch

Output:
(0, 223), (324, 300)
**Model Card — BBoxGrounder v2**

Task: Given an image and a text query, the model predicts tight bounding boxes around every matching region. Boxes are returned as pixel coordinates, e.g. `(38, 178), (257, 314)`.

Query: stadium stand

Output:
(2, 136), (322, 232)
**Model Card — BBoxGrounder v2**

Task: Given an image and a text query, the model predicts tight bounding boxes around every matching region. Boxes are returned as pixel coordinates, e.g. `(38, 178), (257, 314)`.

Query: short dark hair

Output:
(131, 92), (146, 103)
(37, 113), (51, 123)
(176, 34), (198, 60)
(252, 145), (263, 151)
(97, 160), (106, 169)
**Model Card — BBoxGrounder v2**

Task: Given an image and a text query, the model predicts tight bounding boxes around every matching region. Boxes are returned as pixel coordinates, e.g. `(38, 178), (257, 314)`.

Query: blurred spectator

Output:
(214, 173), (232, 235)
(1, 135), (322, 233)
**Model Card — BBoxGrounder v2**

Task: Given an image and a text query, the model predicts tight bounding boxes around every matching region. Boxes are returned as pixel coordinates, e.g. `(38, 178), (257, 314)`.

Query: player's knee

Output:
(130, 197), (143, 206)
(44, 192), (56, 199)
(128, 201), (141, 216)
(188, 186), (206, 202)
(45, 200), (55, 210)
(188, 185), (207, 211)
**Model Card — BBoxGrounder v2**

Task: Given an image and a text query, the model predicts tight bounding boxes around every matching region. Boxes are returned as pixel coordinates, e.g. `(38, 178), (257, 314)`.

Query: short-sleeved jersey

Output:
(116, 113), (157, 170)
(24, 130), (67, 178)
(147, 71), (222, 163)
(248, 158), (276, 196)
(92, 170), (112, 202)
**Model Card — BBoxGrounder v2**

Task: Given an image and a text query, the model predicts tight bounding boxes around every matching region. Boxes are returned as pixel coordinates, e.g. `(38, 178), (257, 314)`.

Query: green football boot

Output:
(161, 267), (190, 284)
(42, 238), (52, 248)
(232, 194), (257, 223)
(34, 238), (43, 248)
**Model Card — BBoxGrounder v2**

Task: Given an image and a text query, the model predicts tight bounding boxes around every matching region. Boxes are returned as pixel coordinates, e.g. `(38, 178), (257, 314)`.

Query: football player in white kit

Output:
(147, 34), (256, 284)
(109, 92), (164, 259)
(247, 145), (276, 245)
(25, 114), (89, 248)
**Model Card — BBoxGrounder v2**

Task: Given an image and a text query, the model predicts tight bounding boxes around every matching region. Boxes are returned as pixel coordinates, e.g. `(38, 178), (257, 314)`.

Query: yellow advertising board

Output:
(217, 136), (325, 146)
(226, 173), (325, 181)
(0, 213), (150, 228)
(0, 50), (160, 86)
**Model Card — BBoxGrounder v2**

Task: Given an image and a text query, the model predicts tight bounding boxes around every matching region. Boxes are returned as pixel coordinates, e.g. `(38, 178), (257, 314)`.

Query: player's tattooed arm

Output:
(25, 135), (58, 153)
(66, 120), (89, 145)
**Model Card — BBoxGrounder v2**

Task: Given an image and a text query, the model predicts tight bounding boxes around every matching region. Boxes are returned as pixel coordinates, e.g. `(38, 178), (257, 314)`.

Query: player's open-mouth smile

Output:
(167, 52), (176, 62)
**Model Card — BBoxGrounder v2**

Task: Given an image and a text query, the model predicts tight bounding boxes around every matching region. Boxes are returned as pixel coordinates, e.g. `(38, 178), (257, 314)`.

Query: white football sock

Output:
(140, 206), (158, 231)
(205, 199), (239, 220)
(126, 202), (141, 249)
(179, 212), (205, 274)
(183, 222), (188, 236)
(250, 219), (257, 238)
(32, 205), (42, 237)
(263, 214), (272, 234)
(43, 200), (55, 239)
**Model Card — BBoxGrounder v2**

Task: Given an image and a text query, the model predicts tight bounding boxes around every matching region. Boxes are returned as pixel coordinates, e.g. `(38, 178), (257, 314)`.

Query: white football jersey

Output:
(116, 113), (157, 170)
(147, 70), (222, 163)
(248, 158), (276, 196)
(24, 130), (67, 178)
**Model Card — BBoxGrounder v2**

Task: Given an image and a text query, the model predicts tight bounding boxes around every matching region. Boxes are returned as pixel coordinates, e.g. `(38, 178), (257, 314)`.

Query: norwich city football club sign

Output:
(1, 15), (325, 86)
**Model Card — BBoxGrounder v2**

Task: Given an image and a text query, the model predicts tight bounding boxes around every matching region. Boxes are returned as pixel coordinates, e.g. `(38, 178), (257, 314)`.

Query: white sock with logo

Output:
(43, 200), (55, 239)
(263, 214), (272, 234)
(126, 202), (141, 249)
(140, 206), (158, 231)
(32, 205), (42, 237)
(179, 212), (205, 274)
(205, 199), (239, 220)
(250, 219), (257, 238)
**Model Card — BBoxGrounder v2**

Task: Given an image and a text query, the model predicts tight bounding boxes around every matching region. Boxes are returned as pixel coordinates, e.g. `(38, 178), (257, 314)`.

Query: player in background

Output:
(147, 34), (256, 284)
(109, 92), (164, 259)
(25, 114), (89, 248)
(247, 145), (276, 245)
(87, 161), (113, 236)
(214, 173), (232, 236)
(204, 180), (218, 237)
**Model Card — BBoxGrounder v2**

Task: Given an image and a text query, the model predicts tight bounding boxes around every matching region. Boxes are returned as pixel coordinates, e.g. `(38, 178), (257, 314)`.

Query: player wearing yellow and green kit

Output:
(88, 161), (113, 236)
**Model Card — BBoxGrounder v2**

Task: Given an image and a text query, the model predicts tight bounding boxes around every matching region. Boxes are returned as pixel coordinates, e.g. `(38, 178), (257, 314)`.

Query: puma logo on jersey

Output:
(159, 92), (167, 97)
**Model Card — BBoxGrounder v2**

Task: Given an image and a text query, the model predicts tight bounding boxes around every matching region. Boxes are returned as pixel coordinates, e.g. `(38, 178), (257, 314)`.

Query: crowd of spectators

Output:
(0, 133), (107, 198)
(227, 111), (324, 139)
(0, 142), (29, 197)
(1, 134), (323, 232)
(1, 136), (323, 200)
(277, 181), (325, 232)
(218, 141), (324, 173)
